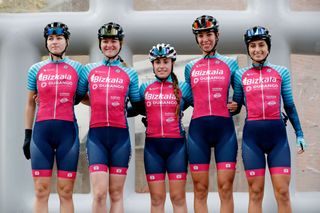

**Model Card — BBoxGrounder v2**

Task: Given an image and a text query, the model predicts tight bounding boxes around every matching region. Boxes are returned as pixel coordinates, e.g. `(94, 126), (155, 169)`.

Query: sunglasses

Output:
(192, 20), (215, 30)
(46, 27), (65, 36)
(100, 27), (120, 37)
(246, 27), (268, 37)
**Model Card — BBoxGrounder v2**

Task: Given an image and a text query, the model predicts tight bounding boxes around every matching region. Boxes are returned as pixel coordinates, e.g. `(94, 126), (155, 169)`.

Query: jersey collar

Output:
(103, 57), (121, 66)
(48, 56), (67, 63)
(155, 74), (173, 83)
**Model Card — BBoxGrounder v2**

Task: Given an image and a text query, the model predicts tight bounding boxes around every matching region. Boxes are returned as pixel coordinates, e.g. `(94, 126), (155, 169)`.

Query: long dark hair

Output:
(171, 71), (180, 117)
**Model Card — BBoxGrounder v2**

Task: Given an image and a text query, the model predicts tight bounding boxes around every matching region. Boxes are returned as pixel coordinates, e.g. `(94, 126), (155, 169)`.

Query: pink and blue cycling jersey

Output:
(185, 53), (239, 119)
(77, 58), (141, 128)
(233, 62), (303, 137)
(140, 77), (193, 138)
(27, 57), (83, 122)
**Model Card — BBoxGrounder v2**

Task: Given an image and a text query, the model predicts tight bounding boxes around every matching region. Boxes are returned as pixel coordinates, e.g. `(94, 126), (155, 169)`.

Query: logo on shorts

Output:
(34, 171), (40, 176)
(93, 166), (100, 170)
(193, 165), (199, 171)
(116, 169), (122, 173)
(150, 175), (155, 180)
(249, 171), (255, 176)
(176, 174), (182, 179)
(67, 173), (73, 177)
(225, 163), (231, 168)
(284, 169), (289, 173)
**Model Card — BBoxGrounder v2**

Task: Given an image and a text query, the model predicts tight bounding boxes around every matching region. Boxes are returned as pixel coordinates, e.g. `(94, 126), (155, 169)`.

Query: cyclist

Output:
(233, 26), (307, 213)
(77, 22), (142, 213)
(23, 22), (83, 213)
(185, 15), (239, 213)
(140, 43), (193, 213)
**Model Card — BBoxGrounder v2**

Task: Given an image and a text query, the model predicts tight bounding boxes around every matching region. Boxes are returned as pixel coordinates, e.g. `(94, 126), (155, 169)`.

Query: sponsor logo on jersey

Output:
(90, 74), (124, 84)
(246, 86), (252, 92)
(92, 84), (98, 90)
(145, 91), (176, 100)
(111, 102), (120, 107)
(213, 93), (222, 98)
(38, 73), (72, 81)
(166, 117), (175, 123)
(267, 101), (276, 106)
(243, 76), (277, 85)
(41, 82), (47, 88)
(60, 98), (69, 103)
(191, 69), (224, 77)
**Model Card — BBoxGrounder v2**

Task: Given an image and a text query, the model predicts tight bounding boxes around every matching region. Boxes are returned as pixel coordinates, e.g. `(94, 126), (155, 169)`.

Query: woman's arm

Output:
(25, 91), (37, 129)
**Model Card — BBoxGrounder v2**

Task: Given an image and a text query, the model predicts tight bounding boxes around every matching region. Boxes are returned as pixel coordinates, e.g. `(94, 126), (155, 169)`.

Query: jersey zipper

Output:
(160, 82), (164, 137)
(53, 63), (59, 119)
(106, 66), (111, 126)
(207, 58), (212, 115)
(259, 68), (266, 119)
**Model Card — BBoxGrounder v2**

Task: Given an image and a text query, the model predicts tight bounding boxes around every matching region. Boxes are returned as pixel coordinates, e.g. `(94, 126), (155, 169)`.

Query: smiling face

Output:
(248, 39), (269, 64)
(196, 31), (218, 54)
(100, 37), (121, 58)
(47, 35), (67, 56)
(153, 57), (173, 79)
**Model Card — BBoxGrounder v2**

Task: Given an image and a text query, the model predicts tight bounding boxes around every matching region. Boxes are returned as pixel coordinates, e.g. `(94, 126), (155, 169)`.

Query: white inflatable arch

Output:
(0, 0), (319, 212)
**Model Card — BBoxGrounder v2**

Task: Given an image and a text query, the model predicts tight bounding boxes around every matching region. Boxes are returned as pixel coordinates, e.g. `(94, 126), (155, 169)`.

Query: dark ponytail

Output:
(171, 72), (180, 117)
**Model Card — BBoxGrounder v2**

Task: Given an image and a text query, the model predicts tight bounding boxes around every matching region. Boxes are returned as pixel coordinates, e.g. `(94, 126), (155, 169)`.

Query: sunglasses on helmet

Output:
(99, 27), (120, 37)
(246, 27), (268, 37)
(46, 27), (65, 36)
(192, 20), (214, 30)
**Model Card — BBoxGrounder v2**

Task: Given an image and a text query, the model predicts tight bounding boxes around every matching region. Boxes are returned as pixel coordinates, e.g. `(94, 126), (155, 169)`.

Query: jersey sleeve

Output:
(27, 63), (40, 92)
(179, 81), (193, 108)
(232, 68), (245, 106)
(184, 62), (192, 85)
(128, 69), (141, 102)
(281, 67), (304, 137)
(229, 57), (240, 89)
(77, 64), (90, 96)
